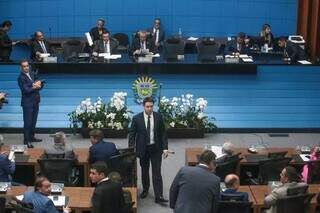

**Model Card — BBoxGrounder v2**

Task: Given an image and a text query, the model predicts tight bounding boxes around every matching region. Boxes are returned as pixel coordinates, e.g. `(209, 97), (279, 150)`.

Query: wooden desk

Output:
(6, 148), (90, 186)
(249, 185), (318, 213)
(185, 147), (302, 166)
(6, 186), (137, 213)
(238, 185), (257, 212)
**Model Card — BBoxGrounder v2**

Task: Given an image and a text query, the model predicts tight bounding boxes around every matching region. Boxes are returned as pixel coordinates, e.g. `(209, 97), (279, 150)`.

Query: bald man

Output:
(221, 174), (249, 201)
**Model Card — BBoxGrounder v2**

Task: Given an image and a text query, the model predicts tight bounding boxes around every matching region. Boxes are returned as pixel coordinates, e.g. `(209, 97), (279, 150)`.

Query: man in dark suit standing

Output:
(31, 31), (52, 61)
(89, 129), (119, 164)
(170, 150), (220, 213)
(89, 161), (125, 213)
(90, 18), (109, 42)
(129, 97), (168, 204)
(278, 37), (307, 63)
(147, 18), (165, 51)
(130, 31), (155, 56)
(17, 60), (43, 148)
(0, 20), (17, 62)
(92, 32), (118, 56)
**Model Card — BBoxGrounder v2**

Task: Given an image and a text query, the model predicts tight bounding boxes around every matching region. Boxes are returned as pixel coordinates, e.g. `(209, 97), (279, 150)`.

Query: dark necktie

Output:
(147, 115), (151, 144)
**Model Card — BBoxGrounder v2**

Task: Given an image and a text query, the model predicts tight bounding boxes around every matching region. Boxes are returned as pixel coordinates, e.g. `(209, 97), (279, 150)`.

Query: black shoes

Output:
(155, 197), (168, 204)
(139, 190), (148, 199)
(31, 138), (42, 142)
(26, 143), (34, 148)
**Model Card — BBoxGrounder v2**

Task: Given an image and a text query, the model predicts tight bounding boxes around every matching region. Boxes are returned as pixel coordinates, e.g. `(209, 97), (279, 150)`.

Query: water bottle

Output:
(264, 43), (269, 53)
(178, 28), (182, 38)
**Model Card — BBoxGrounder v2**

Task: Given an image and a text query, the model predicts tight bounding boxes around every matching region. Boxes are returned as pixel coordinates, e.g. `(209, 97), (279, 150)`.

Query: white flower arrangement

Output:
(69, 92), (132, 130)
(159, 94), (216, 130)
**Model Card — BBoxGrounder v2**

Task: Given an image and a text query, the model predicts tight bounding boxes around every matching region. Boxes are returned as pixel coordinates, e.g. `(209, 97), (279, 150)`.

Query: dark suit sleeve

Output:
(91, 188), (103, 213)
(159, 115), (168, 150)
(18, 76), (35, 95)
(89, 146), (95, 164)
(128, 116), (137, 148)
(169, 168), (182, 209)
(211, 180), (221, 213)
(112, 143), (120, 155)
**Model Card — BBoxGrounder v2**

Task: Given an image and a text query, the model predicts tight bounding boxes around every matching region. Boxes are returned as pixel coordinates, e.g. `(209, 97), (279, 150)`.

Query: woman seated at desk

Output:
(259, 24), (275, 49)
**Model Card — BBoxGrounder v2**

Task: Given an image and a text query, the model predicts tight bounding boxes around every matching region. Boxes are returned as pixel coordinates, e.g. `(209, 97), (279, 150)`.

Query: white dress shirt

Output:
(140, 41), (146, 50)
(153, 28), (159, 44)
(144, 112), (155, 144)
(24, 72), (33, 81)
(39, 41), (47, 53)
(104, 41), (110, 53)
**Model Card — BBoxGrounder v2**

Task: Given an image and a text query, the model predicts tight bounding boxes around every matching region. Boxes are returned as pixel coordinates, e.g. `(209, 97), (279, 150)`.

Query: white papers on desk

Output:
(242, 58), (254, 63)
(239, 54), (249, 58)
(187, 37), (198, 41)
(211, 146), (225, 159)
(85, 32), (93, 46)
(98, 53), (122, 59)
(16, 195), (23, 201)
(298, 60), (312, 65)
(48, 196), (66, 206)
(151, 53), (160, 57)
(299, 154), (310, 162)
(39, 53), (50, 58)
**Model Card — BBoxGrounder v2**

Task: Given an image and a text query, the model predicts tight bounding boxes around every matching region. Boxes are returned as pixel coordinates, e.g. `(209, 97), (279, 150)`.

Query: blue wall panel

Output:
(0, 0), (297, 39)
(1, 64), (320, 129)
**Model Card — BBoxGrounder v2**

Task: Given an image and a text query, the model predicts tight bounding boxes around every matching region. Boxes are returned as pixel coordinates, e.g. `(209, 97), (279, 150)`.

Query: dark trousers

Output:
(22, 105), (39, 143)
(139, 145), (163, 198)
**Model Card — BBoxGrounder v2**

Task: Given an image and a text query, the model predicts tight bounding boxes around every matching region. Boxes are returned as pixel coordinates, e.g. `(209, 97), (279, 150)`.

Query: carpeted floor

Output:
(1, 132), (320, 213)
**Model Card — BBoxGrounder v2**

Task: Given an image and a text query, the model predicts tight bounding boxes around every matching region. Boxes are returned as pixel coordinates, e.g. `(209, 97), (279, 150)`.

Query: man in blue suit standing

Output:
(88, 129), (119, 164)
(17, 59), (43, 148)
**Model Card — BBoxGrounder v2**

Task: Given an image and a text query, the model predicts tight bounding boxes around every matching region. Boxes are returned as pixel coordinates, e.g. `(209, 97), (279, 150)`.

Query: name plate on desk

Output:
(225, 57), (239, 63)
(43, 57), (57, 63)
(138, 56), (153, 63)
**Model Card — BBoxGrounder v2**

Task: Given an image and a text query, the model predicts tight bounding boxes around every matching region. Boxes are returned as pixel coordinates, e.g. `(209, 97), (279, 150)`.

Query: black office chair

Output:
(163, 38), (185, 60)
(258, 158), (292, 185)
(287, 185), (309, 196)
(221, 193), (248, 202)
(106, 152), (137, 187)
(0, 197), (5, 213)
(38, 158), (79, 186)
(9, 201), (35, 213)
(113, 33), (129, 53)
(268, 151), (288, 159)
(196, 38), (220, 61)
(217, 201), (252, 213)
(306, 159), (320, 183)
(61, 39), (84, 61)
(275, 193), (315, 213)
(215, 154), (242, 181)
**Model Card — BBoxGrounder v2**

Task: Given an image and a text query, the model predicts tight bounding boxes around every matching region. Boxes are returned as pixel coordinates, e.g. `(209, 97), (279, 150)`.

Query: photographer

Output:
(0, 92), (7, 109)
(17, 59), (44, 148)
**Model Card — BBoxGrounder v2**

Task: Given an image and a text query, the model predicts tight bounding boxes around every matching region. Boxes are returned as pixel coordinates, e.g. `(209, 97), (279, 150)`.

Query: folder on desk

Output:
(48, 195), (67, 206)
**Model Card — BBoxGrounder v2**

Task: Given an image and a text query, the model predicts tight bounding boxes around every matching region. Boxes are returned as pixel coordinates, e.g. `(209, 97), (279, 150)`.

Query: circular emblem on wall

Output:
(132, 76), (158, 104)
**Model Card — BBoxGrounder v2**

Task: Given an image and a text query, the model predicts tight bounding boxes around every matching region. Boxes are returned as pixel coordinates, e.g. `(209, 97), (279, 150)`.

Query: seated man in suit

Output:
(89, 162), (125, 213)
(90, 18), (109, 42)
(278, 37), (307, 62)
(264, 166), (307, 213)
(147, 18), (165, 51)
(22, 176), (71, 213)
(92, 32), (118, 56)
(216, 141), (236, 163)
(131, 31), (154, 56)
(221, 174), (249, 201)
(89, 129), (119, 164)
(170, 150), (220, 213)
(31, 31), (52, 61)
(44, 131), (74, 159)
(0, 139), (15, 182)
(225, 32), (251, 55)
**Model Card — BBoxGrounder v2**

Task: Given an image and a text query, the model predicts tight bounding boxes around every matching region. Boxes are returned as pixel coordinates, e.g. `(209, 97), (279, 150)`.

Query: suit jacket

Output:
(93, 39), (118, 54)
(44, 144), (75, 159)
(89, 140), (119, 164)
(31, 40), (52, 60)
(147, 27), (165, 46)
(89, 27), (109, 42)
(130, 38), (155, 55)
(221, 188), (249, 201)
(259, 32), (274, 48)
(91, 179), (125, 213)
(23, 191), (59, 213)
(285, 41), (307, 62)
(264, 182), (308, 213)
(0, 28), (12, 57)
(17, 72), (41, 107)
(0, 154), (15, 182)
(225, 40), (250, 55)
(170, 165), (221, 213)
(128, 112), (168, 158)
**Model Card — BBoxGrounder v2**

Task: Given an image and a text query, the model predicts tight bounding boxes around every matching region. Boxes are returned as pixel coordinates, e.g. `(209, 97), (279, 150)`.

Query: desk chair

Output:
(275, 193), (315, 213)
(215, 154), (242, 181)
(196, 38), (220, 61)
(106, 152), (137, 187)
(61, 39), (84, 61)
(268, 151), (288, 159)
(38, 158), (79, 186)
(113, 33), (129, 53)
(287, 185), (309, 196)
(163, 38), (185, 60)
(0, 197), (5, 213)
(9, 202), (35, 213)
(217, 201), (252, 213)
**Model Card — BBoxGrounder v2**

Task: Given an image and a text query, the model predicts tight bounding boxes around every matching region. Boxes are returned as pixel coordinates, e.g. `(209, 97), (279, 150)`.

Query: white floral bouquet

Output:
(69, 92), (132, 130)
(159, 94), (216, 131)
